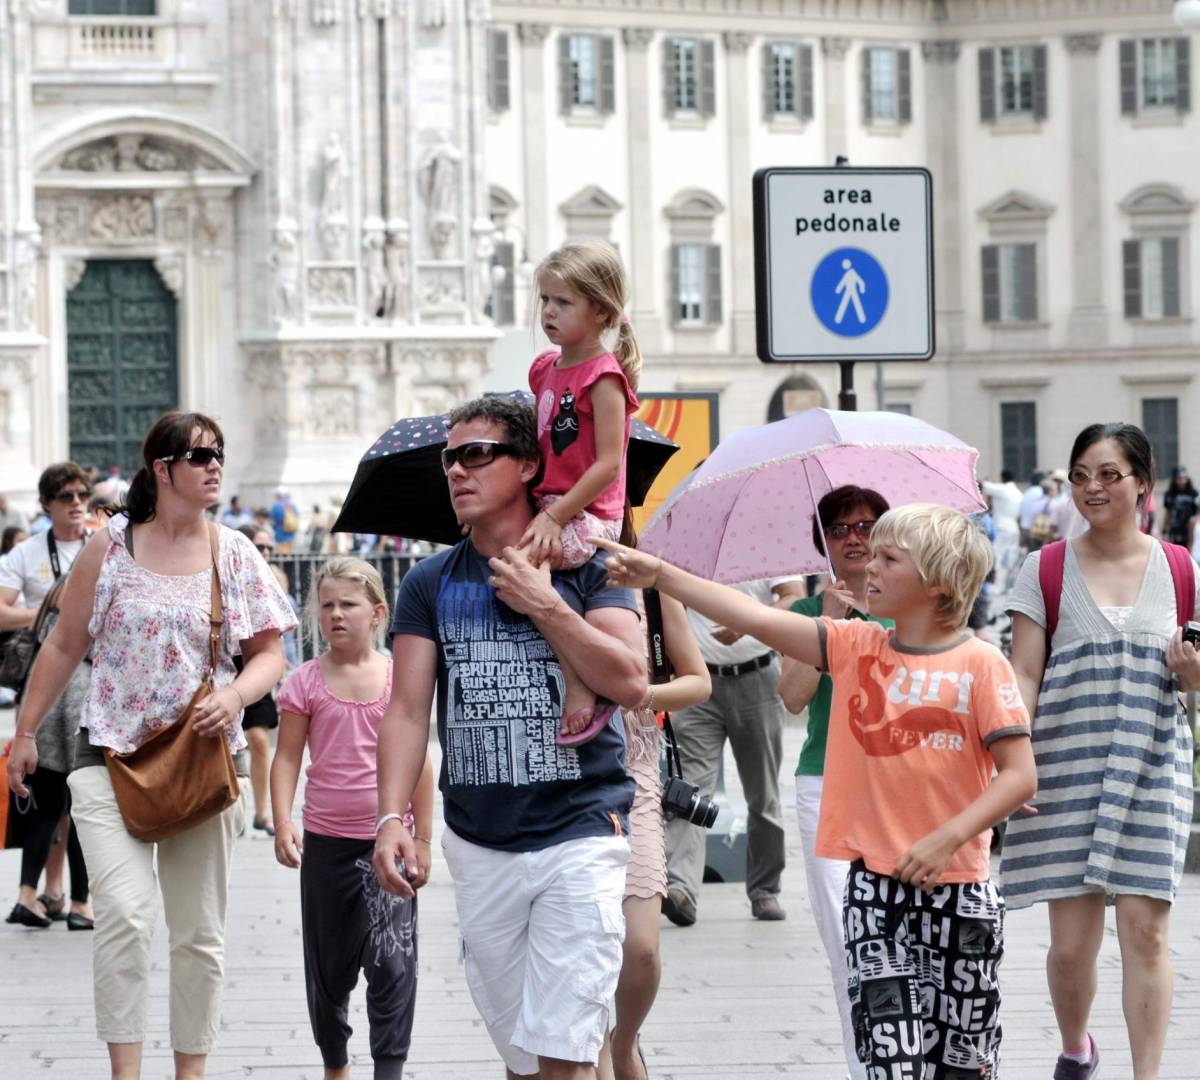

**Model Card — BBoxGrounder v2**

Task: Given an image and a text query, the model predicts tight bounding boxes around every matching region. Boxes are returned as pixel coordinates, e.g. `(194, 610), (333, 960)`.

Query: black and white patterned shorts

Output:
(843, 860), (1004, 1080)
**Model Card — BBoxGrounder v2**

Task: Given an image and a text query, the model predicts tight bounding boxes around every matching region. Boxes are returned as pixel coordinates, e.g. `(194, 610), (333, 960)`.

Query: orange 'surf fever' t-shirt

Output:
(815, 619), (1031, 883)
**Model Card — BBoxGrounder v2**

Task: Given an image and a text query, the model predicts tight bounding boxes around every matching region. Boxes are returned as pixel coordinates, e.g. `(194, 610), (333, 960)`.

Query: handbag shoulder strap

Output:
(1038, 539), (1068, 647)
(206, 524), (224, 678)
(1159, 540), (1195, 629)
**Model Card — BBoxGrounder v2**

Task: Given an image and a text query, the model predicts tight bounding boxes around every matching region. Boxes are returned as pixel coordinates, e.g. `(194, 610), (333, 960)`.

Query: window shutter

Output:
(663, 39), (677, 116)
(669, 244), (681, 326)
(1119, 39), (1138, 115)
(1122, 239), (1142, 317)
(558, 35), (574, 114)
(981, 245), (1001, 322)
(861, 48), (874, 124)
(799, 44), (814, 120)
(1162, 237), (1181, 317)
(1032, 44), (1048, 120)
(493, 31), (511, 111)
(1177, 38), (1191, 115)
(700, 39), (717, 116)
(898, 49), (912, 123)
(705, 244), (723, 326)
(762, 43), (776, 119)
(600, 36), (616, 113)
(979, 47), (996, 122)
(1017, 243), (1038, 321)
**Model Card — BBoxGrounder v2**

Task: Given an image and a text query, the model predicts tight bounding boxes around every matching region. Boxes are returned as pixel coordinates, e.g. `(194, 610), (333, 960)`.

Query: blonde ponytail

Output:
(614, 320), (642, 393)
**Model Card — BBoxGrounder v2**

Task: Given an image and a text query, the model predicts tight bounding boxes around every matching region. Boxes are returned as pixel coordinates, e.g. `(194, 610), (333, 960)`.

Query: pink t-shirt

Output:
(277, 657), (414, 840)
(530, 349), (638, 521)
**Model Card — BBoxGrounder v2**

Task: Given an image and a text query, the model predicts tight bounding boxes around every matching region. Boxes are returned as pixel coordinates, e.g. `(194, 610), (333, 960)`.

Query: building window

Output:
(487, 241), (516, 326)
(762, 42), (814, 121)
(861, 47), (912, 125)
(1143, 398), (1180, 476)
(663, 38), (715, 117)
(1123, 237), (1182, 319)
(486, 30), (510, 112)
(559, 34), (615, 114)
(979, 45), (1048, 122)
(69, 0), (156, 12)
(886, 402), (913, 415)
(982, 243), (1038, 323)
(1000, 402), (1038, 482)
(1120, 38), (1191, 116)
(670, 243), (722, 327)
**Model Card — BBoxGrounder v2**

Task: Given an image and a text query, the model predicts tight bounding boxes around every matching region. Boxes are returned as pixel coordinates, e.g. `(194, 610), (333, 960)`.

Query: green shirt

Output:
(790, 595), (893, 776)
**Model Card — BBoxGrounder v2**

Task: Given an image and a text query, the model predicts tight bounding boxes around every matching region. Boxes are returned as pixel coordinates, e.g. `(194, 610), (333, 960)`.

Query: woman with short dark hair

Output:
(1002, 422), (1200, 1079)
(6, 412), (295, 1080)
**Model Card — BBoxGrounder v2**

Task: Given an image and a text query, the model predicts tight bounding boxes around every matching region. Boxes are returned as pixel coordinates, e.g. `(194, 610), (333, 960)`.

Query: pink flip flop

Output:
(555, 702), (619, 747)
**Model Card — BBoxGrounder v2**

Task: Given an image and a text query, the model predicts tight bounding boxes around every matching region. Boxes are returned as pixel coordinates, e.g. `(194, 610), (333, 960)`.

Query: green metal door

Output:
(67, 259), (178, 476)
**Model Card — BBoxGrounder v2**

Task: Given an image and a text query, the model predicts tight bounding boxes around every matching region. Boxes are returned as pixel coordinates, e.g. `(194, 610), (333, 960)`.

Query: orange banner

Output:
(632, 392), (719, 534)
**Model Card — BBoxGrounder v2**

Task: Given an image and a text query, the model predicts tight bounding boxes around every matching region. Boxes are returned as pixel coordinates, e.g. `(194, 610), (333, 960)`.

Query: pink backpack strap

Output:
(1037, 540), (1069, 644)
(1159, 541), (1196, 628)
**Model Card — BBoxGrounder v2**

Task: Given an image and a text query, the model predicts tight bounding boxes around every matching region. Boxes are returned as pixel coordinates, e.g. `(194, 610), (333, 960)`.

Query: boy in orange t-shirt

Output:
(594, 503), (1036, 1080)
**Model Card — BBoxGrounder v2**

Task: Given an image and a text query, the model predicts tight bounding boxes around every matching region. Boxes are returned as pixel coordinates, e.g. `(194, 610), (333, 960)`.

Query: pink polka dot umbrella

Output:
(639, 408), (986, 583)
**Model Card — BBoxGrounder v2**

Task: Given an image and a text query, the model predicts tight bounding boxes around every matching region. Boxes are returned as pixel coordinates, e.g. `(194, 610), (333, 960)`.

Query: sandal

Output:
(37, 893), (67, 922)
(555, 702), (618, 747)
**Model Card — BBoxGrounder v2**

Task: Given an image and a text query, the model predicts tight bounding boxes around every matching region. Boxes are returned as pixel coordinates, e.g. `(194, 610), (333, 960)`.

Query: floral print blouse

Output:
(82, 514), (297, 754)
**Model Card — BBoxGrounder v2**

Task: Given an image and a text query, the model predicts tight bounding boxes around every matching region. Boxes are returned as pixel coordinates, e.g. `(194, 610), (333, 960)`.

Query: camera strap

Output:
(644, 588), (684, 782)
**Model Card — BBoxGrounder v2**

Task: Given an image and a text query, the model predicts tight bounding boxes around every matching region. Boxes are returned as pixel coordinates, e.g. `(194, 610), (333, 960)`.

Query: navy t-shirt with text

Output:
(389, 540), (638, 852)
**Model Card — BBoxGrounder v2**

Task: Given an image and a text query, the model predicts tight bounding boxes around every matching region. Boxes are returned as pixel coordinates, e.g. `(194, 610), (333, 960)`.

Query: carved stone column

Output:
(1064, 33), (1106, 346)
(922, 39), (964, 350)
(518, 23), (551, 262)
(724, 31), (756, 356)
(821, 37), (852, 164)
(623, 27), (662, 353)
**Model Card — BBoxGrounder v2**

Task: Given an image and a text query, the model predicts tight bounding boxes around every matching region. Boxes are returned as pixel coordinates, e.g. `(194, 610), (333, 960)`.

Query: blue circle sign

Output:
(810, 247), (889, 338)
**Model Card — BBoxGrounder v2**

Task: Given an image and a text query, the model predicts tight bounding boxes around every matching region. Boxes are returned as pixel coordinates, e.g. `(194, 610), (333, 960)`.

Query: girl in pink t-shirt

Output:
(271, 557), (434, 1080)
(523, 240), (641, 745)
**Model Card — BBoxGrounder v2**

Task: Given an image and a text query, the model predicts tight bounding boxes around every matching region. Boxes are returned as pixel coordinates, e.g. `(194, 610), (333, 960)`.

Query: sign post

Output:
(753, 167), (934, 409)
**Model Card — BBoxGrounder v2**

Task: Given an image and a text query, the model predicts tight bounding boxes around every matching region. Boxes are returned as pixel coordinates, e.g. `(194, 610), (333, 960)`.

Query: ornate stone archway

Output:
(29, 112), (254, 469)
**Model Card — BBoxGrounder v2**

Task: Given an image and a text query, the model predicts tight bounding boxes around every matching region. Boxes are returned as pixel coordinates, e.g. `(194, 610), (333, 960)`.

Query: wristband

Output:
(413, 835), (432, 845)
(273, 819), (292, 833)
(375, 812), (404, 835)
(16, 730), (36, 740)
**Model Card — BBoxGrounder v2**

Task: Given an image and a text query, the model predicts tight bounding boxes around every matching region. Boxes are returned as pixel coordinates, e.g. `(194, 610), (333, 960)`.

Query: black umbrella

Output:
(331, 391), (679, 543)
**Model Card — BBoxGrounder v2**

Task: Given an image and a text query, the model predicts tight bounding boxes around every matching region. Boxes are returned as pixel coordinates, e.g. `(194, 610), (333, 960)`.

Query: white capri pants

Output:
(68, 765), (245, 1054)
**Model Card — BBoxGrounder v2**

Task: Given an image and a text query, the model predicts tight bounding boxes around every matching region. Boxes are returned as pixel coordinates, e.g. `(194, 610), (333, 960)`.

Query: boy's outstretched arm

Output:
(894, 734), (1037, 892)
(592, 538), (824, 669)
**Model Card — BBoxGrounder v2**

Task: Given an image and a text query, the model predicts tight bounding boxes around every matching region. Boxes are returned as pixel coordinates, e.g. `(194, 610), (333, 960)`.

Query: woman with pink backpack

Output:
(1000, 422), (1200, 1080)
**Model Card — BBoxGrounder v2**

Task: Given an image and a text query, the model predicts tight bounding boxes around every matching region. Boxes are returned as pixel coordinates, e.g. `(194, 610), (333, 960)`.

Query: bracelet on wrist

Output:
(375, 812), (404, 835)
(229, 684), (246, 709)
(413, 835), (432, 845)
(16, 730), (36, 740)
(273, 819), (292, 833)
(642, 686), (657, 712)
(542, 506), (562, 527)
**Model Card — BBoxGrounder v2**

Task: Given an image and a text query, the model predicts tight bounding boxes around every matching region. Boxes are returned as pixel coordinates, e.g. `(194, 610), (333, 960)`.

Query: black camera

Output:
(1184, 621), (1200, 648)
(662, 776), (719, 829)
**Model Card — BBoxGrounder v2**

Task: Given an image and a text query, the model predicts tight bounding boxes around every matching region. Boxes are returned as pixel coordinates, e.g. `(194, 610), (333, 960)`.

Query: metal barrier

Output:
(268, 549), (430, 662)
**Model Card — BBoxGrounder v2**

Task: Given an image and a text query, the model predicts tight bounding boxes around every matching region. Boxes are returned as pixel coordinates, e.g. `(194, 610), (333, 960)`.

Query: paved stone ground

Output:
(3, 715), (1199, 1078)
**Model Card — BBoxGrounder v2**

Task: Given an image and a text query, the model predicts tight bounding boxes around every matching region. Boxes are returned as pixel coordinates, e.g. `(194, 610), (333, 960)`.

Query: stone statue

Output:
(270, 222), (300, 324)
(319, 132), (348, 257)
(418, 138), (461, 258)
(382, 220), (410, 319)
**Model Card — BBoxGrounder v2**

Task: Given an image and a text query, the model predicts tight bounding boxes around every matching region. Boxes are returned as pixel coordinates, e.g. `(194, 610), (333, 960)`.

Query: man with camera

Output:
(373, 395), (646, 1080)
(663, 577), (805, 926)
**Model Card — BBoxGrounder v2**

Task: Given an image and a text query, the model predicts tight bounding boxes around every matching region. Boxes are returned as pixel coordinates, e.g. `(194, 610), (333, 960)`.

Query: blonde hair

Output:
(868, 504), (993, 629)
(305, 557), (389, 649)
(535, 240), (642, 391)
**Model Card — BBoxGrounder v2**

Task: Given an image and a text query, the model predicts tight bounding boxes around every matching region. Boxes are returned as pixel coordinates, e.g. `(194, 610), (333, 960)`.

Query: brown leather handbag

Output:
(104, 525), (239, 843)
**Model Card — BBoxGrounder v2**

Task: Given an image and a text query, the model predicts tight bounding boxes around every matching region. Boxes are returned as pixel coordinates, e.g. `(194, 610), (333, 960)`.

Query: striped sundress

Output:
(1000, 541), (1196, 909)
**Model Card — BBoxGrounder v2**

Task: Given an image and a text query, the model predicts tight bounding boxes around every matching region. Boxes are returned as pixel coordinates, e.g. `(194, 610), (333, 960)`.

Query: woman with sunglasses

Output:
(776, 484), (890, 1080)
(6, 412), (296, 1080)
(1001, 423), (1200, 1080)
(0, 462), (96, 931)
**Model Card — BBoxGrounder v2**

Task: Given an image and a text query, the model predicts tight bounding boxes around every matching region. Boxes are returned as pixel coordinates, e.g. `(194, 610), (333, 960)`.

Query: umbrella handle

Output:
(802, 462), (837, 581)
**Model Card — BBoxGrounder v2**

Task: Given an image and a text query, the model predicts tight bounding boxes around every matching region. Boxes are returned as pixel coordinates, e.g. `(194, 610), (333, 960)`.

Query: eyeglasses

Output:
(255, 543), (275, 556)
(440, 440), (517, 474)
(824, 520), (876, 540)
(52, 489), (91, 505)
(1067, 466), (1135, 488)
(158, 447), (225, 468)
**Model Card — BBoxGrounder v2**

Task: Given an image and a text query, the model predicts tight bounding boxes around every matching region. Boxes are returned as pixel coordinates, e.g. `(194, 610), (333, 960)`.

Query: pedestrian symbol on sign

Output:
(810, 247), (889, 338)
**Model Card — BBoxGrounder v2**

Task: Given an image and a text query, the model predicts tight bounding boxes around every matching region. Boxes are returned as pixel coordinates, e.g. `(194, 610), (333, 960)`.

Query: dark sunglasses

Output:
(158, 446), (225, 468)
(440, 440), (517, 474)
(824, 520), (876, 540)
(52, 489), (91, 505)
(255, 543), (275, 556)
